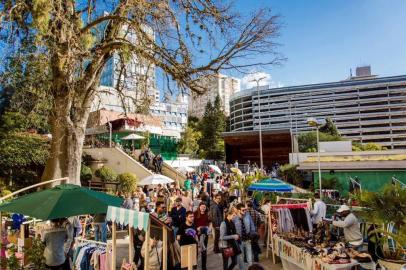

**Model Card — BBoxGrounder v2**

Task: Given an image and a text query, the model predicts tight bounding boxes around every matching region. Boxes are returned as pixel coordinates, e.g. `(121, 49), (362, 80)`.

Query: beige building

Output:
(189, 74), (240, 118)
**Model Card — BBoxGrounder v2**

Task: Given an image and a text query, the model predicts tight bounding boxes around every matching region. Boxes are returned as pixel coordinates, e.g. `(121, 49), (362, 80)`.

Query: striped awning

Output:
(106, 206), (149, 230)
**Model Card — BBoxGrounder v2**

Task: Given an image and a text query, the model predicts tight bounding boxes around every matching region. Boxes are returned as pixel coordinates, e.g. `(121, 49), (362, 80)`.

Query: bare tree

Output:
(1, 0), (282, 185)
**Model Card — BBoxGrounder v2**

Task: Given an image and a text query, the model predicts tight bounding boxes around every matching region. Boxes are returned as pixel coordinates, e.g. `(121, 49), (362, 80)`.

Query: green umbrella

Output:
(0, 184), (123, 220)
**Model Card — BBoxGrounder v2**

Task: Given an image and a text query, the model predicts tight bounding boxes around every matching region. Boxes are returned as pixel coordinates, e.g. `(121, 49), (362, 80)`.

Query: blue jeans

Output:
(94, 222), (107, 242)
(237, 241), (252, 270)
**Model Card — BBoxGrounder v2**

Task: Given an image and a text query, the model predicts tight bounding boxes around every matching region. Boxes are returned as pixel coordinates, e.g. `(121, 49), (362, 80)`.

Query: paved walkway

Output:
(204, 238), (283, 270)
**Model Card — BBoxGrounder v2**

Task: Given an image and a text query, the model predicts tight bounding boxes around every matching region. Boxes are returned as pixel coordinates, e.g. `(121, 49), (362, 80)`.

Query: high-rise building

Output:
(149, 94), (188, 138)
(92, 24), (158, 112)
(228, 66), (406, 149)
(188, 73), (240, 118)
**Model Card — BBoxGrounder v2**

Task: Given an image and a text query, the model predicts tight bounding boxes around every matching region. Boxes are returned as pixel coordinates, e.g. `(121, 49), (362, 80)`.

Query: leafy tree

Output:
(177, 126), (202, 157)
(198, 95), (226, 160)
(0, 132), (49, 188)
(278, 164), (305, 187)
(1, 1), (282, 185)
(319, 117), (340, 137)
(298, 131), (342, 152)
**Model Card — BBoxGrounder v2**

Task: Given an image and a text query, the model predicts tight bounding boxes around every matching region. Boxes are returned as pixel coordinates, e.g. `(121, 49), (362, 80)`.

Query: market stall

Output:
(267, 197), (376, 270)
(0, 184), (123, 268)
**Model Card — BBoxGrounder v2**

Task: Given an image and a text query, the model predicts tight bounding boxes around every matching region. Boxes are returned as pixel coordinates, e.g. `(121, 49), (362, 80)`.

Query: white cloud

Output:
(240, 72), (283, 90)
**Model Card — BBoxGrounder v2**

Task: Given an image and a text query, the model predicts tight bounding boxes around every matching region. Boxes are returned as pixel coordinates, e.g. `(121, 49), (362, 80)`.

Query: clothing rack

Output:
(267, 198), (312, 264)
(75, 237), (108, 246)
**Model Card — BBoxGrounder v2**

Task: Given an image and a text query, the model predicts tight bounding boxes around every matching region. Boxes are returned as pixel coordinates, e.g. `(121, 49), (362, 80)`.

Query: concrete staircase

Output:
(84, 147), (186, 185)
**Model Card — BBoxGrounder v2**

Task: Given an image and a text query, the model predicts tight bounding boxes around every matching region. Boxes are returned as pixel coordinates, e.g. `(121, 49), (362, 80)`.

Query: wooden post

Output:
(82, 215), (88, 238)
(162, 227), (168, 270)
(129, 227), (134, 263)
(0, 211), (2, 270)
(111, 222), (116, 270)
(187, 245), (193, 270)
(144, 220), (150, 270)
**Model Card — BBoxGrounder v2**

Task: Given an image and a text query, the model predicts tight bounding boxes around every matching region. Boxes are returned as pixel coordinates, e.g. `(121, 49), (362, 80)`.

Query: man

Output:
(170, 197), (187, 237)
(181, 190), (193, 211)
(233, 203), (255, 269)
(209, 194), (223, 253)
(176, 211), (198, 246)
(246, 201), (263, 262)
(310, 193), (327, 226)
(93, 213), (107, 242)
(153, 202), (172, 226)
(331, 205), (363, 247)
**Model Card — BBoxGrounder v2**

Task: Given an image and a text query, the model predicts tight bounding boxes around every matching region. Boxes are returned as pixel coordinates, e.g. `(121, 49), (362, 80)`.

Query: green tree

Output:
(319, 117), (340, 137)
(298, 131), (342, 152)
(178, 126), (202, 157)
(0, 132), (49, 188)
(1, 1), (282, 185)
(198, 95), (226, 160)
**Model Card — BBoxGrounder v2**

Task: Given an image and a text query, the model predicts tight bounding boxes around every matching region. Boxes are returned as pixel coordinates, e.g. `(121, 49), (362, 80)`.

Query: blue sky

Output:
(232, 0), (406, 88)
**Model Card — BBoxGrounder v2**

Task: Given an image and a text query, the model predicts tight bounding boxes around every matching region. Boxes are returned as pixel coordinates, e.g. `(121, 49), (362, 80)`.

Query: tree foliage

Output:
(352, 142), (386, 151)
(278, 164), (305, 187)
(0, 0), (282, 184)
(95, 166), (117, 182)
(298, 131), (342, 152)
(319, 117), (340, 137)
(118, 172), (138, 193)
(198, 95), (226, 160)
(177, 126), (202, 157)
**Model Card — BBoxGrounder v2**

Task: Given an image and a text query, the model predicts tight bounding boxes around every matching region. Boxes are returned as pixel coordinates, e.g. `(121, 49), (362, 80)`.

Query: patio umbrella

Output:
(138, 174), (174, 186)
(208, 165), (222, 174)
(178, 166), (195, 173)
(0, 184), (123, 220)
(121, 133), (145, 151)
(248, 178), (294, 192)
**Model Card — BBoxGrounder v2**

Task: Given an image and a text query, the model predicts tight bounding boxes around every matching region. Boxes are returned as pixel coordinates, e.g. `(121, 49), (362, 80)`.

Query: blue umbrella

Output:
(248, 178), (294, 192)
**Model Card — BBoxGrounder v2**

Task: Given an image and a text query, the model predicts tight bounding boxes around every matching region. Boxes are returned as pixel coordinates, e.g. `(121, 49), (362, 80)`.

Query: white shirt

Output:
(333, 213), (362, 244)
(311, 199), (326, 224)
(261, 204), (270, 215)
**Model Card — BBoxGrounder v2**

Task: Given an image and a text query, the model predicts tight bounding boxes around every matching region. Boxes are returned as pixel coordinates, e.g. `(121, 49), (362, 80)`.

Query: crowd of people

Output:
(36, 165), (367, 270)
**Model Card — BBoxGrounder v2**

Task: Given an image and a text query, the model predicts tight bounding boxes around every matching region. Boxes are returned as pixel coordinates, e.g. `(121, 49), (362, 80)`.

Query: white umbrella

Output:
(208, 164), (222, 174)
(138, 174), (174, 186)
(178, 166), (195, 173)
(121, 133), (145, 140)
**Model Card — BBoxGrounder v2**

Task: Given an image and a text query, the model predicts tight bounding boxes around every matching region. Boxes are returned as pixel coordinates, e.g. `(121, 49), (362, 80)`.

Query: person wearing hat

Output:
(332, 205), (363, 247)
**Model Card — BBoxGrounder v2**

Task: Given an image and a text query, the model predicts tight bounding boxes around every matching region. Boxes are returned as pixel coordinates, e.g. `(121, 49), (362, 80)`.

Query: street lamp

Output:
(250, 76), (267, 171)
(307, 117), (326, 199)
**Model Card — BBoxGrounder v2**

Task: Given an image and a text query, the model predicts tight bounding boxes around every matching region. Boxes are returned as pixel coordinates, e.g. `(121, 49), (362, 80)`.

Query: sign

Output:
(180, 244), (197, 269)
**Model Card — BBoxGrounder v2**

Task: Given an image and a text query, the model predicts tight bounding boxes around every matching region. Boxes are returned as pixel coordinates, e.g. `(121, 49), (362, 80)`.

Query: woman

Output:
(41, 218), (70, 270)
(220, 208), (240, 270)
(194, 202), (211, 270)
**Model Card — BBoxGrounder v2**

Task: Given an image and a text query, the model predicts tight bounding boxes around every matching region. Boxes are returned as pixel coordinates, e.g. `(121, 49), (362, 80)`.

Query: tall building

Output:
(92, 24), (159, 112)
(228, 66), (406, 149)
(149, 94), (188, 138)
(188, 73), (240, 118)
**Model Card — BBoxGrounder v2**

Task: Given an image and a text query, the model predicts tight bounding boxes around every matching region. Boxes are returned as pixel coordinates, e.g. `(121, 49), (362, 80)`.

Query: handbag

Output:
(222, 247), (234, 258)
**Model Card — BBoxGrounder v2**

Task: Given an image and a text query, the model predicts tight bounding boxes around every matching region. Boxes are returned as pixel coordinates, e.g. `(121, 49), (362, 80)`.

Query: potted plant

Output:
(357, 183), (406, 269)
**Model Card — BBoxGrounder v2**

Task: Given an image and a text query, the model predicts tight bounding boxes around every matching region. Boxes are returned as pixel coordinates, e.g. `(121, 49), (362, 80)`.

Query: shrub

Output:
(80, 164), (93, 183)
(95, 166), (117, 182)
(278, 164), (305, 187)
(117, 173), (138, 193)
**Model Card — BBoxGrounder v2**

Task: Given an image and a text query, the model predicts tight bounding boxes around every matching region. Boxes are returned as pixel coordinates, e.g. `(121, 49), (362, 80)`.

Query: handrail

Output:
(0, 177), (69, 202)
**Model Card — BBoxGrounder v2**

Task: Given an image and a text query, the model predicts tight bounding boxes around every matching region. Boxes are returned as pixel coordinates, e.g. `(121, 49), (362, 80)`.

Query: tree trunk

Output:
(41, 95), (90, 186)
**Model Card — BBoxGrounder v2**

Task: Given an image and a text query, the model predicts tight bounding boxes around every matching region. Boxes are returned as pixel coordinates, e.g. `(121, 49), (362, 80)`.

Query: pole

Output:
(257, 82), (263, 172)
(111, 222), (116, 270)
(316, 126), (322, 199)
(109, 122), (112, 148)
(163, 227), (168, 270)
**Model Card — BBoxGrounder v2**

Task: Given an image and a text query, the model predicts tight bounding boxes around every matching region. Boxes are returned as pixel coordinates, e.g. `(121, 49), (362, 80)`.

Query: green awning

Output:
(0, 184), (123, 220)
